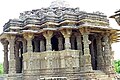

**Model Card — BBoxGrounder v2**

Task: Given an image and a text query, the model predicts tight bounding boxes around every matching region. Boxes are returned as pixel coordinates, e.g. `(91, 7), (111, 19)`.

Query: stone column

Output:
(23, 33), (34, 53)
(43, 31), (53, 51)
(40, 40), (45, 52)
(96, 35), (104, 70)
(81, 31), (92, 71)
(74, 33), (83, 70)
(61, 29), (71, 50)
(58, 37), (63, 50)
(76, 34), (82, 50)
(1, 39), (9, 74)
(103, 34), (114, 74)
(8, 35), (16, 74)
(64, 35), (71, 49)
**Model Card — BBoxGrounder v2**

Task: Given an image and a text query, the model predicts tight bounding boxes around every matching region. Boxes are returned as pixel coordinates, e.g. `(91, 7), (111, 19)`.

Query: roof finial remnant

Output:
(50, 0), (70, 8)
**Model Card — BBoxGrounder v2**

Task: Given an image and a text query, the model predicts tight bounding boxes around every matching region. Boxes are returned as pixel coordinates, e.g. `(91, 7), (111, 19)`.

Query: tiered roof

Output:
(110, 9), (120, 26)
(3, 1), (109, 32)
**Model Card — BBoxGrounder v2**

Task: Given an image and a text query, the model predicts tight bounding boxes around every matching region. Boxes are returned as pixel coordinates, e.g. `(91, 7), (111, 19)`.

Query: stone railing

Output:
(22, 50), (82, 76)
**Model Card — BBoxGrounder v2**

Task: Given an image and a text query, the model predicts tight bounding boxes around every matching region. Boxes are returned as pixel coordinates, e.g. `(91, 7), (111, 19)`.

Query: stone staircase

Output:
(65, 70), (116, 80)
(89, 70), (109, 80)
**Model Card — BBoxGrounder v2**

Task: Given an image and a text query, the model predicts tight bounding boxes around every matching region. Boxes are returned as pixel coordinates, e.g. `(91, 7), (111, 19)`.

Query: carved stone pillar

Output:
(1, 39), (9, 74)
(23, 33), (34, 53)
(96, 35), (104, 70)
(76, 34), (82, 50)
(74, 33), (83, 70)
(64, 35), (71, 49)
(40, 40), (45, 52)
(61, 29), (71, 50)
(8, 35), (16, 74)
(103, 34), (114, 74)
(81, 31), (92, 71)
(43, 31), (53, 51)
(58, 37), (63, 50)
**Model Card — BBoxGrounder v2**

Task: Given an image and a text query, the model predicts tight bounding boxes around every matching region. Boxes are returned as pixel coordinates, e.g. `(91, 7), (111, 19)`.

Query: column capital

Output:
(1, 39), (9, 46)
(82, 33), (91, 45)
(60, 29), (72, 50)
(102, 34), (109, 43)
(97, 34), (102, 39)
(43, 30), (53, 51)
(43, 30), (53, 39)
(60, 29), (72, 38)
(23, 32), (34, 40)
(6, 35), (16, 40)
(79, 28), (90, 35)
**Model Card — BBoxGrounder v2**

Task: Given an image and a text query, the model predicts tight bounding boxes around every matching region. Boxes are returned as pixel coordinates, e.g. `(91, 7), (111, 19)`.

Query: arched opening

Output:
(62, 37), (65, 50)
(19, 41), (23, 73)
(89, 35), (98, 70)
(32, 38), (40, 52)
(70, 34), (77, 50)
(16, 41), (23, 73)
(51, 35), (58, 51)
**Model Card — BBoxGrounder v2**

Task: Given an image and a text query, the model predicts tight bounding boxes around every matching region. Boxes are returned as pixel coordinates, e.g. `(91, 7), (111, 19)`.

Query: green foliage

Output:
(114, 60), (120, 73)
(0, 63), (3, 74)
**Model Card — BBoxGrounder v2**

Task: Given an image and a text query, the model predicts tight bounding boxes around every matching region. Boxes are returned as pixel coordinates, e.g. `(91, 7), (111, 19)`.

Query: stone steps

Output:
(66, 70), (111, 80)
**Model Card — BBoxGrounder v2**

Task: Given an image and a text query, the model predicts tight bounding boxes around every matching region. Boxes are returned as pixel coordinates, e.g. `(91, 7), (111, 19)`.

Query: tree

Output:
(0, 63), (3, 74)
(114, 60), (120, 73)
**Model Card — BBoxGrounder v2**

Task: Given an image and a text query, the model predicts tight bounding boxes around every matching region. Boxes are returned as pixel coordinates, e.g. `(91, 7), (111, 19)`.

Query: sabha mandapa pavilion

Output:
(0, 0), (120, 80)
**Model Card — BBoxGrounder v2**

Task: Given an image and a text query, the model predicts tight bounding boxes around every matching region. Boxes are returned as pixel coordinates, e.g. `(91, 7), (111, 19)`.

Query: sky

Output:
(0, 0), (120, 63)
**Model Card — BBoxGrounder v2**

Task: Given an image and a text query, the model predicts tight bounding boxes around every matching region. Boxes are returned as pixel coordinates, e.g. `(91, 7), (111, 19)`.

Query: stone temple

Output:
(0, 0), (120, 80)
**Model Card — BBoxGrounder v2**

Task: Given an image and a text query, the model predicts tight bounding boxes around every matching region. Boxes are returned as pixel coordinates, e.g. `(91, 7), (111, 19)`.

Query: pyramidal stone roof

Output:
(3, 0), (109, 32)
(50, 0), (70, 8)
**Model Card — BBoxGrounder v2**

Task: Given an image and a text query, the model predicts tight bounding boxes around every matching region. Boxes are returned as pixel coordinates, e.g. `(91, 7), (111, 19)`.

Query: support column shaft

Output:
(23, 33), (34, 53)
(60, 29), (71, 50)
(75, 33), (83, 70)
(46, 37), (52, 51)
(8, 36), (16, 74)
(43, 31), (53, 51)
(82, 32), (92, 71)
(58, 37), (63, 50)
(103, 34), (114, 73)
(26, 38), (33, 52)
(96, 35), (104, 70)
(76, 35), (82, 50)
(1, 40), (9, 74)
(64, 35), (71, 49)
(40, 40), (45, 52)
